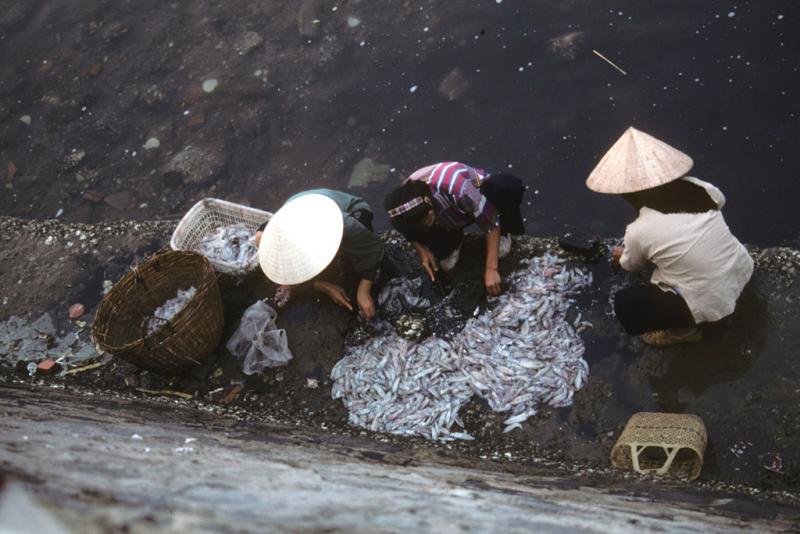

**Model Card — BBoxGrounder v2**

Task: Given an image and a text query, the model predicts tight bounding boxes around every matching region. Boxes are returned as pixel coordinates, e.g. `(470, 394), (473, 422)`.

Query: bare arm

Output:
(484, 227), (501, 295)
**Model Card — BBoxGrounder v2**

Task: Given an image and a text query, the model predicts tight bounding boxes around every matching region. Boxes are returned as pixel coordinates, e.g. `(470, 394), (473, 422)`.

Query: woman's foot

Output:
(640, 327), (702, 347)
(274, 285), (292, 308)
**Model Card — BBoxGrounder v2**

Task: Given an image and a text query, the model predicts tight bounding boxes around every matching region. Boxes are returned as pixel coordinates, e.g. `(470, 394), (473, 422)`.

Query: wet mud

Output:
(0, 1), (798, 246)
(1, 216), (799, 509)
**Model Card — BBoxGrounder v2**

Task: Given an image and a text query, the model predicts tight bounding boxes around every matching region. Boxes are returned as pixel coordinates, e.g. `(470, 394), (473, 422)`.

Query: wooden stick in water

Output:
(592, 49), (627, 75)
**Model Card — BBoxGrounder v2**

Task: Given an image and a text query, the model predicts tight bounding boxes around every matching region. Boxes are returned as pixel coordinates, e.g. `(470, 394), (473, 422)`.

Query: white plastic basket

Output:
(171, 198), (272, 275)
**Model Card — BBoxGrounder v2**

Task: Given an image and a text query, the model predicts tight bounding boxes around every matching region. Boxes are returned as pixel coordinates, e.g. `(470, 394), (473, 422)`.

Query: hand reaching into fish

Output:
(314, 280), (354, 312)
(612, 246), (624, 265)
(413, 242), (439, 281)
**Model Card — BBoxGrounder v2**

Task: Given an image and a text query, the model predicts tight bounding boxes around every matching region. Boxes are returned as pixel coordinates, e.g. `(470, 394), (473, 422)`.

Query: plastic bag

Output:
(225, 300), (292, 374)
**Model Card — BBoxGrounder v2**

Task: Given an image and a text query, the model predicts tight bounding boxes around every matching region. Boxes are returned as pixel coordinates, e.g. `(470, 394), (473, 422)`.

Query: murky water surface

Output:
(0, 1), (798, 245)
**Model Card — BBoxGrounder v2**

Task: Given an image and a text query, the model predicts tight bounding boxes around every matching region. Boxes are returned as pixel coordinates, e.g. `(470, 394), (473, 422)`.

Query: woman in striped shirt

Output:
(384, 162), (526, 295)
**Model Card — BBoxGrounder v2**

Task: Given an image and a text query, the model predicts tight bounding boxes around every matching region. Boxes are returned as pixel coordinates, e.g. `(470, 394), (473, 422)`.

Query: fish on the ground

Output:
(331, 254), (593, 441)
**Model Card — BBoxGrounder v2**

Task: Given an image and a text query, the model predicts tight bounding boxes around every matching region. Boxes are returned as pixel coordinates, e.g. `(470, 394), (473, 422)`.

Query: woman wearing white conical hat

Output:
(587, 127), (753, 346)
(255, 189), (385, 320)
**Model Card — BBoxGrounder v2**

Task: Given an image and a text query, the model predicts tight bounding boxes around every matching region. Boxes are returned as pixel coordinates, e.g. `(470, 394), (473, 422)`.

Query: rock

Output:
(297, 0), (323, 38)
(222, 384), (242, 405)
(182, 85), (204, 105)
(143, 137), (160, 150)
(202, 79), (218, 93)
(36, 358), (60, 375)
(167, 143), (225, 185)
(348, 157), (391, 188)
(62, 150), (86, 170)
(68, 303), (85, 319)
(438, 68), (469, 101)
(87, 62), (103, 76)
(104, 191), (135, 211)
(548, 31), (585, 60)
(19, 115), (31, 125)
(347, 16), (361, 28)
(83, 190), (103, 203)
(235, 31), (263, 55)
(186, 112), (206, 128)
(142, 85), (166, 106)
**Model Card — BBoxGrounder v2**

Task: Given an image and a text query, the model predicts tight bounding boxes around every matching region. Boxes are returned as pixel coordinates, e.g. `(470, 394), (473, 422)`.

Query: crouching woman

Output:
(587, 127), (753, 346)
(384, 161), (526, 296)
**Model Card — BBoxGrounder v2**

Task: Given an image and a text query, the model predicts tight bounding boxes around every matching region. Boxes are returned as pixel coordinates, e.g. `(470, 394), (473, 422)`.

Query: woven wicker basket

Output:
(171, 198), (272, 275)
(611, 412), (707, 480)
(93, 250), (224, 375)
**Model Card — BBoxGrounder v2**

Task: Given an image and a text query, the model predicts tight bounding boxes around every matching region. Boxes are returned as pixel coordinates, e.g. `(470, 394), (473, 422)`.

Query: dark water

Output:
(0, 1), (798, 246)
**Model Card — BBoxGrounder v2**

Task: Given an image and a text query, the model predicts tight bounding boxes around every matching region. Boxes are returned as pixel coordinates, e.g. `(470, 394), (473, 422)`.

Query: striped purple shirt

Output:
(406, 162), (499, 233)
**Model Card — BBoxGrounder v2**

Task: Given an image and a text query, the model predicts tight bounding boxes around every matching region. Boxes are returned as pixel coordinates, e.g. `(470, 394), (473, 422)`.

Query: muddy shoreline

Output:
(1, 215), (799, 513)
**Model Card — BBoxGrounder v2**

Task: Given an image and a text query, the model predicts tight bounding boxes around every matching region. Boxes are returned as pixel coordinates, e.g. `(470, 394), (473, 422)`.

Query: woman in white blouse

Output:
(587, 127), (753, 347)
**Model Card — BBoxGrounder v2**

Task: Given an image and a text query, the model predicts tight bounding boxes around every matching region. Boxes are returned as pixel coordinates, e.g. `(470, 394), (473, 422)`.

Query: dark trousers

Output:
(614, 284), (696, 335)
(405, 173), (527, 260)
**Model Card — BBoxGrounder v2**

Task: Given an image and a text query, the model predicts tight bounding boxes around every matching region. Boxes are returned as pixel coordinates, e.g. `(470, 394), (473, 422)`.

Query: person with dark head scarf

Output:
(587, 127), (753, 346)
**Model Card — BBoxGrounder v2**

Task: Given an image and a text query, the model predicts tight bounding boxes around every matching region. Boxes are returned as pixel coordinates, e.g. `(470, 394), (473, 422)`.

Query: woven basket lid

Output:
(258, 194), (344, 285)
(586, 127), (694, 194)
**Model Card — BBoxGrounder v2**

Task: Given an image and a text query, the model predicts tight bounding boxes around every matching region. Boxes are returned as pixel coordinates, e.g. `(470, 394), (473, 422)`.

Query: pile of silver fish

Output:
(331, 254), (593, 441)
(195, 223), (258, 269)
(146, 286), (197, 335)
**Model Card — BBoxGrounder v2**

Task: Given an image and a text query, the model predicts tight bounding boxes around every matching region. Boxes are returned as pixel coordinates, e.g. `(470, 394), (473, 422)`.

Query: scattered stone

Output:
(186, 112), (206, 128)
(83, 190), (103, 203)
(44, 236), (55, 246)
(348, 157), (391, 188)
(202, 79), (219, 93)
(438, 68), (469, 101)
(19, 115), (31, 125)
(235, 31), (263, 55)
(104, 191), (135, 211)
(182, 85), (204, 105)
(548, 31), (585, 60)
(36, 358), (60, 375)
(143, 85), (166, 106)
(297, 0), (323, 38)
(62, 150), (86, 171)
(221, 384), (242, 405)
(306, 378), (320, 389)
(87, 62), (103, 76)
(68, 303), (85, 320)
(143, 137), (160, 150)
(102, 280), (113, 295)
(166, 143), (225, 184)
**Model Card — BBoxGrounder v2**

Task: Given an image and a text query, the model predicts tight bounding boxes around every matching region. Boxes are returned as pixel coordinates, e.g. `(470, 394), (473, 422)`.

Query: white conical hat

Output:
(259, 194), (344, 285)
(586, 127), (694, 193)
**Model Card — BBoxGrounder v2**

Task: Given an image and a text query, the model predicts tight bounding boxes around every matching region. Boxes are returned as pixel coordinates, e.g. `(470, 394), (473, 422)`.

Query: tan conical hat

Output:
(586, 127), (694, 193)
(259, 194), (344, 285)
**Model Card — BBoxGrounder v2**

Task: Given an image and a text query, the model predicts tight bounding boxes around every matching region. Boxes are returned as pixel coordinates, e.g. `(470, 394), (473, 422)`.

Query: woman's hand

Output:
(612, 246), (624, 265)
(484, 268), (502, 296)
(413, 242), (439, 281)
(356, 279), (376, 320)
(314, 281), (353, 311)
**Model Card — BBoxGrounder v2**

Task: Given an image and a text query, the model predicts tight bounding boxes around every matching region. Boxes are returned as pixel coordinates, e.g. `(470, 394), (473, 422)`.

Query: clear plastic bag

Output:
(225, 300), (292, 374)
